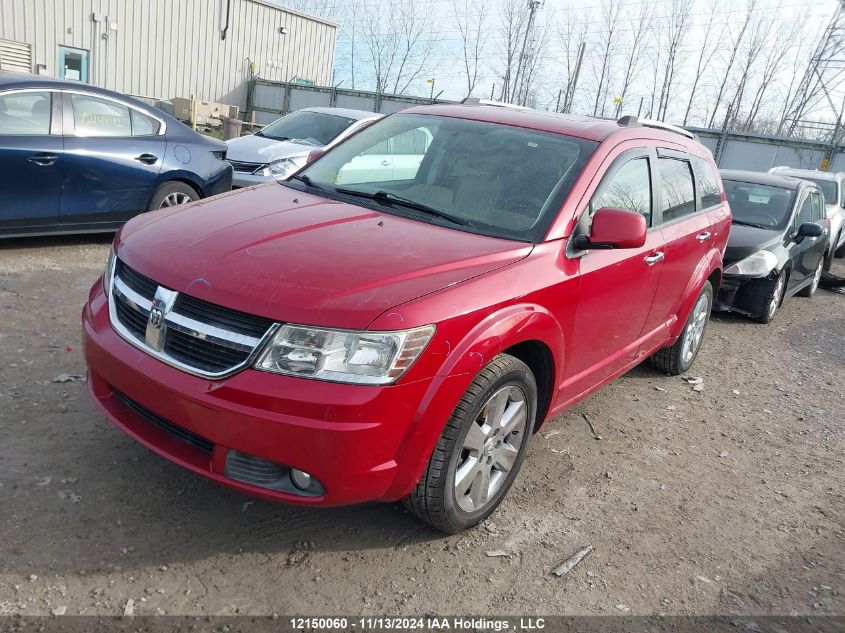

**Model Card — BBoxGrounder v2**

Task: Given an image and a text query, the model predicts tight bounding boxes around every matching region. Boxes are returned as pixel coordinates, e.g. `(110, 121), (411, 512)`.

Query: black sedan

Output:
(0, 72), (233, 239)
(716, 170), (830, 323)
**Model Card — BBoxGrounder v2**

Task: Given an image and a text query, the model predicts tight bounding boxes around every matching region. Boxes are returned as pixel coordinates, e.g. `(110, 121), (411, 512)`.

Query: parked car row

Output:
(0, 72), (232, 238)
(2, 74), (840, 532)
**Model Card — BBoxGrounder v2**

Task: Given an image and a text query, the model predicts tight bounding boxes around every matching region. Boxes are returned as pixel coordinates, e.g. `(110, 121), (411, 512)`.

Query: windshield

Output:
(259, 111), (358, 145)
(802, 177), (837, 204)
(724, 180), (796, 229)
(293, 113), (597, 242)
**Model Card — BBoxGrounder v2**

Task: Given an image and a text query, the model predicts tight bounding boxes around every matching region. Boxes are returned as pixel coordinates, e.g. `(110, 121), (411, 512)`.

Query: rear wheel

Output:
(148, 182), (199, 211)
(403, 354), (536, 533)
(650, 281), (713, 375)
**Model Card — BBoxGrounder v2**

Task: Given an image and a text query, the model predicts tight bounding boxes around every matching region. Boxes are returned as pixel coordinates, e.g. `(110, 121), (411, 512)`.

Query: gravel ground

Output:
(0, 235), (843, 618)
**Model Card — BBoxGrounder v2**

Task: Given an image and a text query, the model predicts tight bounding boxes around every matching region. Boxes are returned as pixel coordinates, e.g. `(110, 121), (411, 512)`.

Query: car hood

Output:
(724, 223), (782, 264)
(116, 185), (533, 329)
(225, 134), (322, 164)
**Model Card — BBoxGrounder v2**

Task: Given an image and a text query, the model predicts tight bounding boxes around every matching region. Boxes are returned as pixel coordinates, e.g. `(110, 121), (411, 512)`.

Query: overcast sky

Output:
(274, 0), (840, 128)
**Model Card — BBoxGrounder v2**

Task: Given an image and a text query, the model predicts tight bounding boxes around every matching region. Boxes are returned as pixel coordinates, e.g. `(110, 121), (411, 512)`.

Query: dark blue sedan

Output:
(0, 72), (233, 238)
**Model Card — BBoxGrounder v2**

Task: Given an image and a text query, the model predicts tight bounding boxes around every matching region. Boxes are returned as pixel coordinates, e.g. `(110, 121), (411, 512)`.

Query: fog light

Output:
(290, 468), (312, 490)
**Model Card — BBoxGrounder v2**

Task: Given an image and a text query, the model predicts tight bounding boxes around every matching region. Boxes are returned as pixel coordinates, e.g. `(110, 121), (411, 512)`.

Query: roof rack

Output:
(461, 97), (531, 111)
(617, 115), (696, 140)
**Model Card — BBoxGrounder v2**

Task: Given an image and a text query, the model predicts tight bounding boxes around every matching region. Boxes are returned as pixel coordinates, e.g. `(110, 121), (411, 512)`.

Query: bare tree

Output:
(743, 16), (802, 128)
(452, 0), (491, 99)
(655, 0), (691, 120)
(682, 0), (723, 126)
(707, 0), (757, 127)
(360, 0), (438, 96)
(590, 0), (623, 117)
(515, 16), (551, 106)
(616, 1), (653, 116)
(496, 0), (532, 102)
(557, 12), (589, 112)
(724, 10), (771, 129)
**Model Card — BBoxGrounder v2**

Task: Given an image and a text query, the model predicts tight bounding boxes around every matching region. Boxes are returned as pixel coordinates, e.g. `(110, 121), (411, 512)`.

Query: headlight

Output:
(724, 250), (778, 277)
(103, 246), (116, 297)
(262, 155), (308, 179)
(255, 324), (435, 385)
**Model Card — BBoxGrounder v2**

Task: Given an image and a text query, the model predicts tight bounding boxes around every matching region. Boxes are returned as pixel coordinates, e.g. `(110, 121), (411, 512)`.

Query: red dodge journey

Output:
(82, 104), (730, 532)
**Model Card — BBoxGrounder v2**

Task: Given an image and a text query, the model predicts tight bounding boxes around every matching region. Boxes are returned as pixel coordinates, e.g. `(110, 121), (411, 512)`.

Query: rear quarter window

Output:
(692, 156), (722, 208)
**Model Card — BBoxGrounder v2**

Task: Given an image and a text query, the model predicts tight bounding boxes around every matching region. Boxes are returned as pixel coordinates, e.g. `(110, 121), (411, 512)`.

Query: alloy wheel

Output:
(453, 385), (528, 514)
(768, 274), (786, 320)
(681, 292), (709, 365)
(159, 192), (193, 208)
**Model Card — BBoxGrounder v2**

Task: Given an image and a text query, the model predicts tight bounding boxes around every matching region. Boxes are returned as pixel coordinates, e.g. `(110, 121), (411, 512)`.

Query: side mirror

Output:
(574, 207), (647, 250)
(306, 149), (325, 165)
(797, 222), (823, 238)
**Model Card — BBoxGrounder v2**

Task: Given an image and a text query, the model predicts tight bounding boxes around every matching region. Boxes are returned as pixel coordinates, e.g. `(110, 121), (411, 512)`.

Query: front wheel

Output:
(835, 235), (845, 259)
(403, 354), (536, 533)
(649, 281), (713, 375)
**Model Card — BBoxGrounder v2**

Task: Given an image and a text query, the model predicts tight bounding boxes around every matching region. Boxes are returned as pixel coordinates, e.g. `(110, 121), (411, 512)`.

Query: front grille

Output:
(164, 328), (251, 373)
(172, 293), (274, 338)
(228, 159), (264, 173)
(110, 259), (277, 377)
(114, 390), (214, 454)
(115, 259), (157, 299)
(114, 294), (148, 340)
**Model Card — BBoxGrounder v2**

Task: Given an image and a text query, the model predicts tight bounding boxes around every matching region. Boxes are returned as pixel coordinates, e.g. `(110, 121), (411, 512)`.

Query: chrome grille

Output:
(109, 259), (278, 378)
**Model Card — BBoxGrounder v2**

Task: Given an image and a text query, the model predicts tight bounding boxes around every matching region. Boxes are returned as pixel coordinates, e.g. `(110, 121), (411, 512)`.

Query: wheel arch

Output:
(384, 304), (564, 500)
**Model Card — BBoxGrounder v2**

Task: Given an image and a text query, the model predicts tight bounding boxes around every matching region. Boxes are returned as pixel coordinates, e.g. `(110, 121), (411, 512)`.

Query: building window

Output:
(58, 46), (89, 83)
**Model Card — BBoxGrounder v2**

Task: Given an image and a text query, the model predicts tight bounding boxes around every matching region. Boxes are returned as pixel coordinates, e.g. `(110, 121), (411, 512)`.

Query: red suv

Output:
(82, 105), (730, 532)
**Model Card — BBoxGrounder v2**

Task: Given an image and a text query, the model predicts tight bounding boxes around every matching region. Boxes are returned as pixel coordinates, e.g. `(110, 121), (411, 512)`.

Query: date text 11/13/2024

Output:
(289, 616), (547, 630)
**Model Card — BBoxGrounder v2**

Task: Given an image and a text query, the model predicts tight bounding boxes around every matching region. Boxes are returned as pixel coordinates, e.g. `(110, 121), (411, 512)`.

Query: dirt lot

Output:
(0, 235), (843, 618)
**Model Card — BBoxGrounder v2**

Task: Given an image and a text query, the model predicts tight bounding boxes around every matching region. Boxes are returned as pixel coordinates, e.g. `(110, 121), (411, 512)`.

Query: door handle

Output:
(644, 252), (665, 266)
(696, 231), (712, 242)
(28, 153), (58, 166)
(135, 153), (159, 165)
(380, 160), (390, 166)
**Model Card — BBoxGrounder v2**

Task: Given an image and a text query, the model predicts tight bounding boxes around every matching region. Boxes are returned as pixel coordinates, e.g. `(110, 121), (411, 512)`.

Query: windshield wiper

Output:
(334, 188), (471, 227)
(288, 173), (322, 190)
(732, 219), (771, 229)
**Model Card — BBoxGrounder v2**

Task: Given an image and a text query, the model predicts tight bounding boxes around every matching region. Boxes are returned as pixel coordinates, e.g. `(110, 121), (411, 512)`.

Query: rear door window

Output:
(0, 91), (52, 135)
(658, 157), (696, 223)
(71, 94), (131, 137)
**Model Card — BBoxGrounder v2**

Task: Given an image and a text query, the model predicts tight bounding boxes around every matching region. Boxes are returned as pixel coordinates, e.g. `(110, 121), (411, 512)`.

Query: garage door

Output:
(0, 39), (32, 73)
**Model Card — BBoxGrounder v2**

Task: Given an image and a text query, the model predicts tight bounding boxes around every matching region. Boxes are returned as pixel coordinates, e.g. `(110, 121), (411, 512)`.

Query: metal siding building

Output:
(0, 0), (336, 110)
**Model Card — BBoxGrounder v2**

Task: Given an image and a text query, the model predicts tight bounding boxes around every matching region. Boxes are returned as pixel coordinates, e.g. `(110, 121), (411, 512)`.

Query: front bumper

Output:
(714, 274), (765, 318)
(232, 171), (274, 188)
(82, 280), (457, 507)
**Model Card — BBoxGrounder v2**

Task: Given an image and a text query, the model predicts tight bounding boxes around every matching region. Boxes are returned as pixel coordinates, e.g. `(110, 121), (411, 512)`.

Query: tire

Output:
(835, 235), (845, 259)
(650, 281), (713, 375)
(798, 257), (823, 297)
(403, 354), (537, 533)
(148, 182), (199, 211)
(746, 270), (787, 324)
